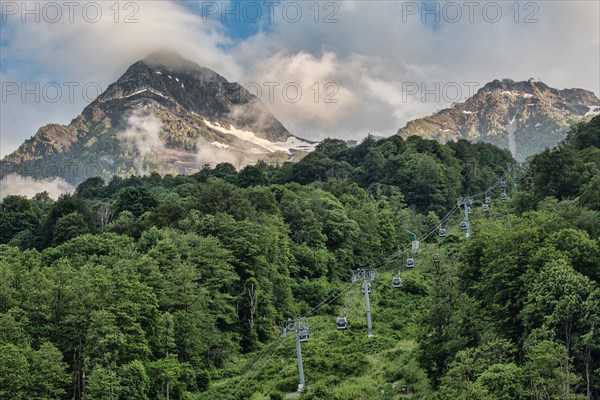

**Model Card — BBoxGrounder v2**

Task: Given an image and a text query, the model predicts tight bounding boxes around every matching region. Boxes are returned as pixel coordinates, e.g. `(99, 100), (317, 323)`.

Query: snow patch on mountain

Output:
(211, 141), (230, 149)
(585, 105), (600, 117)
(203, 119), (285, 153)
(98, 88), (168, 102)
(507, 110), (518, 158)
(202, 120), (317, 154)
(275, 136), (318, 152)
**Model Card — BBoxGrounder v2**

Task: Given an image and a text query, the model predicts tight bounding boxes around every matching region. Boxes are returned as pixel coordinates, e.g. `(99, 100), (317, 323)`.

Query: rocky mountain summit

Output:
(1, 51), (315, 185)
(398, 79), (600, 160)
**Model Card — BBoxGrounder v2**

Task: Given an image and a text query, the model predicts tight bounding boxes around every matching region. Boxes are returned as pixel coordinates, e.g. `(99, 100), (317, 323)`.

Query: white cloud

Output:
(1, 0), (236, 156)
(118, 106), (165, 157)
(0, 174), (74, 200)
(236, 51), (360, 133)
(1, 0), (598, 155)
(228, 1), (599, 140)
(196, 142), (245, 169)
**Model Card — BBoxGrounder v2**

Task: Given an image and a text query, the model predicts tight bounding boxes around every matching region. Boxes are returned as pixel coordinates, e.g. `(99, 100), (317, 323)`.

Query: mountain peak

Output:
(478, 78), (545, 95)
(143, 49), (186, 63)
(141, 50), (212, 75)
(398, 79), (600, 161)
(1, 52), (316, 185)
(91, 51), (288, 141)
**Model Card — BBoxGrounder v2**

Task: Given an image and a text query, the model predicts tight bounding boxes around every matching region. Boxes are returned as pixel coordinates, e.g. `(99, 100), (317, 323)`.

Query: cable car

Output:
(500, 192), (507, 200)
(298, 328), (310, 342)
(500, 179), (507, 188)
(392, 276), (402, 288)
(439, 228), (447, 237)
(361, 282), (372, 294)
(406, 258), (415, 268)
(460, 221), (468, 230)
(482, 204), (489, 212)
(485, 196), (491, 204)
(467, 207), (472, 214)
(336, 317), (349, 330)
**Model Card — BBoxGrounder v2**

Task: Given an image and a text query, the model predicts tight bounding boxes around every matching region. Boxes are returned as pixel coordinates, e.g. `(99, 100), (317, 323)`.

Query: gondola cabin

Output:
(406, 258), (415, 268)
(336, 317), (349, 330)
(298, 328), (310, 342)
(460, 221), (468, 230)
(439, 228), (447, 237)
(392, 276), (402, 288)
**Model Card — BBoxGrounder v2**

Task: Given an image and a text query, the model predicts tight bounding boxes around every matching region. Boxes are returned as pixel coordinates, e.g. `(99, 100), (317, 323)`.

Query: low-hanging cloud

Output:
(239, 51), (359, 127)
(0, 0), (236, 157)
(0, 174), (74, 200)
(230, 1), (599, 140)
(118, 106), (165, 157)
(196, 142), (245, 170)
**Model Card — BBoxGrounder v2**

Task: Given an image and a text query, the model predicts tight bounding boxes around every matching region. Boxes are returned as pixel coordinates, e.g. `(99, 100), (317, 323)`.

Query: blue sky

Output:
(1, 0), (599, 159)
(178, 0), (273, 41)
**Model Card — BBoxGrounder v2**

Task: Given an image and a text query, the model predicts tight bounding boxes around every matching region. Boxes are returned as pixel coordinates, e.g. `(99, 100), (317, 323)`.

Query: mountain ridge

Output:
(397, 78), (600, 160)
(4, 60), (599, 187)
(1, 51), (315, 185)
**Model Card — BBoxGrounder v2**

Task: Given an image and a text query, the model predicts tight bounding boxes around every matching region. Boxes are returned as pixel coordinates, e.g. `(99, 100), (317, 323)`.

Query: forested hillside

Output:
(1, 116), (599, 399)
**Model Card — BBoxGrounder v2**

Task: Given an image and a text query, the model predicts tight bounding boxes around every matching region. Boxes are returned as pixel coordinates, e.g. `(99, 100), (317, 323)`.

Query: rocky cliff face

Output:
(2, 51), (315, 185)
(398, 79), (600, 161)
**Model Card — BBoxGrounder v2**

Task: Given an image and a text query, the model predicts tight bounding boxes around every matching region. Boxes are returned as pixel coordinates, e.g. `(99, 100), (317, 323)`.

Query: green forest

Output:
(1, 116), (599, 400)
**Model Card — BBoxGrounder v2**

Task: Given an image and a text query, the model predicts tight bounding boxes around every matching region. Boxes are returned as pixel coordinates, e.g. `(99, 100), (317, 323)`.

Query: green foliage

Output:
(0, 341), (69, 400)
(524, 116), (599, 204)
(0, 195), (41, 245)
(119, 360), (150, 400)
(527, 147), (585, 200)
(238, 162), (269, 188)
(476, 363), (527, 400)
(578, 174), (600, 210)
(315, 138), (349, 157)
(0, 343), (30, 398)
(566, 115), (600, 150)
(53, 212), (90, 245)
(76, 177), (107, 199)
(114, 186), (159, 217)
(1, 119), (598, 399)
(524, 340), (586, 400)
(38, 193), (95, 248)
(85, 364), (122, 399)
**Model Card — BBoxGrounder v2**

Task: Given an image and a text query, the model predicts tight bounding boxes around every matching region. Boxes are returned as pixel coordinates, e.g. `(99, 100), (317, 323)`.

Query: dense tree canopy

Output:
(1, 116), (599, 399)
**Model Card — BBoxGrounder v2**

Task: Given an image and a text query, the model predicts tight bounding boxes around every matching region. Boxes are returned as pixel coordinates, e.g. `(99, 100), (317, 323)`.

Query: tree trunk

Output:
(585, 322), (595, 400)
(248, 284), (257, 332)
(73, 337), (84, 400)
(564, 320), (572, 399)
